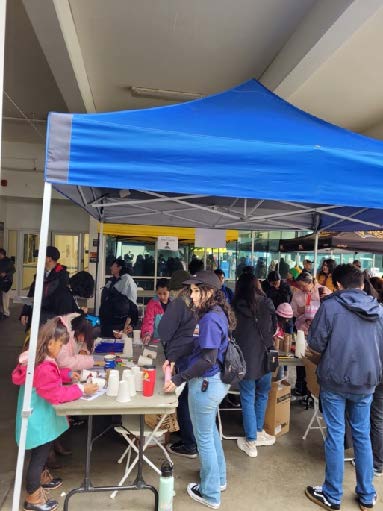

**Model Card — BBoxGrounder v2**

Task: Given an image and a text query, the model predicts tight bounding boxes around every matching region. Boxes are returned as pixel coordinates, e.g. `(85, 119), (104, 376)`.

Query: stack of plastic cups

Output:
(122, 369), (136, 397)
(116, 379), (131, 403)
(106, 370), (120, 397)
(122, 334), (133, 358)
(295, 330), (306, 358)
(127, 371), (136, 397)
(131, 365), (143, 391)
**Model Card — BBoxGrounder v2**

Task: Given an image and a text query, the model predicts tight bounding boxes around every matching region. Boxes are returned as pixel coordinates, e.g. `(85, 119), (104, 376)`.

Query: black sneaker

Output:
(305, 486), (340, 510)
(166, 442), (198, 458)
(187, 483), (219, 509)
(356, 493), (377, 510)
(24, 500), (58, 511)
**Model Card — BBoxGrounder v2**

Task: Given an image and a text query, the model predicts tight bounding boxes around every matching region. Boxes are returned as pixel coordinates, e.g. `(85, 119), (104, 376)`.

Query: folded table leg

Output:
(63, 415), (158, 511)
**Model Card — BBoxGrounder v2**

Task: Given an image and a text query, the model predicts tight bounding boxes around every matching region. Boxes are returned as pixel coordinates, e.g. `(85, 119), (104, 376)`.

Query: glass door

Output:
(22, 233), (40, 292)
(53, 234), (80, 276)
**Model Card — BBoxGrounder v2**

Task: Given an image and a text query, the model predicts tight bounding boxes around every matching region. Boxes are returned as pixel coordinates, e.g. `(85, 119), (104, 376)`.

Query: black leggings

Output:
(26, 441), (52, 494)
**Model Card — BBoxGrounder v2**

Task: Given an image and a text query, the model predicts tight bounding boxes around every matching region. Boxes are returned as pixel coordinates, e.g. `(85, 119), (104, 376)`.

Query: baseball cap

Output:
(303, 259), (313, 264)
(183, 270), (221, 290)
(169, 270), (190, 290)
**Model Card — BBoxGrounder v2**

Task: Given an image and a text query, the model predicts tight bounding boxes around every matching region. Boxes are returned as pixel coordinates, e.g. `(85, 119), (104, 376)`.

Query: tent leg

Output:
(154, 240), (158, 288)
(251, 231), (255, 266)
(0, 0), (6, 184)
(12, 182), (52, 511)
(313, 232), (319, 278)
(95, 223), (105, 315)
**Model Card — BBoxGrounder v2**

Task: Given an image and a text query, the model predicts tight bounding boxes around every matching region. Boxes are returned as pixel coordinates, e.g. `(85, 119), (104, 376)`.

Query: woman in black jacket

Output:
(232, 274), (277, 458)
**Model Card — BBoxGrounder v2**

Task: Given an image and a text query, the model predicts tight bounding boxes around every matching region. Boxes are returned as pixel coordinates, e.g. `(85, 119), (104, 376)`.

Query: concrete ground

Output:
(1, 304), (382, 511)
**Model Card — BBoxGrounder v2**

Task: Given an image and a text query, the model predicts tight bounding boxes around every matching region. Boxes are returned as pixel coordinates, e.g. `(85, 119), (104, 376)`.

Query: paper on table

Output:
(80, 388), (107, 401)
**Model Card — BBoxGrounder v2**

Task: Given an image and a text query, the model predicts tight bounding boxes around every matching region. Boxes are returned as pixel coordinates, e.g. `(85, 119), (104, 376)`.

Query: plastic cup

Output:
(142, 367), (156, 397)
(127, 372), (136, 397)
(106, 370), (119, 396)
(138, 355), (153, 367)
(143, 348), (157, 360)
(131, 366), (143, 391)
(133, 330), (141, 344)
(122, 369), (132, 381)
(122, 335), (133, 358)
(116, 380), (131, 403)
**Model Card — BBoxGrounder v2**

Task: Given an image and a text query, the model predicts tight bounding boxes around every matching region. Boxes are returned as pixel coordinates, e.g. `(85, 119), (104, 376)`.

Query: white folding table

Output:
(54, 370), (177, 511)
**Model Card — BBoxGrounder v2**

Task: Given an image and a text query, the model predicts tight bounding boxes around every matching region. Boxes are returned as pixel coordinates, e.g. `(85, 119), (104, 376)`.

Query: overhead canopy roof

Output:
(45, 80), (383, 231)
(279, 231), (383, 254)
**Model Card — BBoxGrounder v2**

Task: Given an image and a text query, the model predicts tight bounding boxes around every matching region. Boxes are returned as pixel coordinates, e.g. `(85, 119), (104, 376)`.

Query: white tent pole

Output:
(0, 0), (6, 183)
(12, 182), (52, 511)
(313, 232), (319, 280)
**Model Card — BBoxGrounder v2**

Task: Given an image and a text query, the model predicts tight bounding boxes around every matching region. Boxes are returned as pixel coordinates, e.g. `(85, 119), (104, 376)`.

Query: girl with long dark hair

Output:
(12, 318), (98, 511)
(317, 258), (337, 291)
(164, 271), (235, 509)
(232, 274), (277, 457)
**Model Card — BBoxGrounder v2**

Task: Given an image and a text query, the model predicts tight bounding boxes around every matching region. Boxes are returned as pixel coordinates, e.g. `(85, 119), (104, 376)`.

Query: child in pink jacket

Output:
(142, 278), (171, 344)
(12, 317), (98, 511)
(56, 313), (95, 371)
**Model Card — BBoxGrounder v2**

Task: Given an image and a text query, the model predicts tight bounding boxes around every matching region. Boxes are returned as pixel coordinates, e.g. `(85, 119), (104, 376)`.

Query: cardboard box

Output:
(264, 380), (291, 437)
(302, 357), (320, 398)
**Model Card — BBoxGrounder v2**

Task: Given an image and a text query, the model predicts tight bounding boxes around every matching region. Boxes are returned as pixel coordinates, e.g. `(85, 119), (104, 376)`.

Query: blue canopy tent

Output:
(12, 79), (383, 510)
(44, 79), (383, 232)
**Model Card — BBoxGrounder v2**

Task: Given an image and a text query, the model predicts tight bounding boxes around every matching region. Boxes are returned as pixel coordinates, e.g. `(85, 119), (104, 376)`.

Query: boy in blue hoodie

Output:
(305, 264), (383, 511)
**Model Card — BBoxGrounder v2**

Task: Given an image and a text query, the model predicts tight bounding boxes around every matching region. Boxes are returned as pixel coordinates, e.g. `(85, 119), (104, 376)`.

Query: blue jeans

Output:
(239, 373), (272, 441)
(188, 373), (229, 505)
(321, 390), (376, 505)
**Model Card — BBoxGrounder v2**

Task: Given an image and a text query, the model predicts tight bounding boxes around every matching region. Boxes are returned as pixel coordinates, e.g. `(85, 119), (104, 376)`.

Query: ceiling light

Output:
(127, 86), (203, 102)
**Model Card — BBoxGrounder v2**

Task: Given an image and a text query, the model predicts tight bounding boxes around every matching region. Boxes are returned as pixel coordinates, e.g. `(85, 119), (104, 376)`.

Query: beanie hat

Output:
(169, 270), (190, 291)
(289, 266), (301, 280)
(276, 303), (294, 319)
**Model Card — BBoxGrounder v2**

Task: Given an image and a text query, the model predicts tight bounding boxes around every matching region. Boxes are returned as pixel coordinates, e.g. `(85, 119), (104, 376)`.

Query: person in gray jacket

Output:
(305, 264), (383, 511)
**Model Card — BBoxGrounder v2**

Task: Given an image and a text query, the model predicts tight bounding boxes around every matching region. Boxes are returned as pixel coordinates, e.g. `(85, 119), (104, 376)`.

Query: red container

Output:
(142, 367), (156, 397)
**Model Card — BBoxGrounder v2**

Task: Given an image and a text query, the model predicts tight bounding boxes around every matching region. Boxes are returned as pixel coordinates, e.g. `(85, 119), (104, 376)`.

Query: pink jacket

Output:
(12, 353), (82, 405)
(56, 313), (94, 371)
(141, 297), (166, 342)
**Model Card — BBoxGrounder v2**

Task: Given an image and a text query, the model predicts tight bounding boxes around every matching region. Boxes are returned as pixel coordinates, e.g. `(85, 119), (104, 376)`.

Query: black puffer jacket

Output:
(262, 280), (292, 308)
(158, 296), (197, 372)
(233, 296), (276, 380)
(20, 264), (78, 328)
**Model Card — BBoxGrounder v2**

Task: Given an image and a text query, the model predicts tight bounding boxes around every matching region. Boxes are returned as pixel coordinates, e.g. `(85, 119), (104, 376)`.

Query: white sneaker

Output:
(220, 483), (227, 492)
(255, 430), (275, 446)
(236, 437), (258, 457)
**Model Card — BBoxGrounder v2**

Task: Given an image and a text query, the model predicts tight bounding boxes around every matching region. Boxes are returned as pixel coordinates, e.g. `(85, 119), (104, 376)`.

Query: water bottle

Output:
(158, 462), (174, 511)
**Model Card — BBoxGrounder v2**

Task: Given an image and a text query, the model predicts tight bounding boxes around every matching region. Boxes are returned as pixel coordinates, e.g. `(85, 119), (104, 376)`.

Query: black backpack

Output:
(221, 336), (246, 385)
